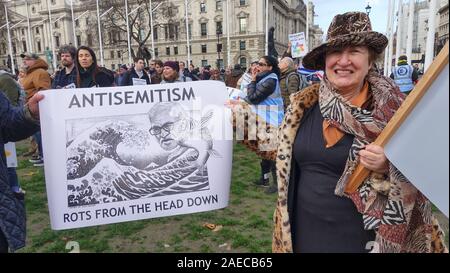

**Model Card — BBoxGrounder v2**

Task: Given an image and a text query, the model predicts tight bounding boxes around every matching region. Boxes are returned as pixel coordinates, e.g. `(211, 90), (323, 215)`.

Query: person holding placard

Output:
(233, 12), (447, 253)
(0, 91), (43, 252)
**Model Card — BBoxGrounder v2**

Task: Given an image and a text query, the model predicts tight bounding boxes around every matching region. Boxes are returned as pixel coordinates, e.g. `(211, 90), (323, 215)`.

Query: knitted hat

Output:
(302, 12), (388, 70)
(163, 61), (180, 72)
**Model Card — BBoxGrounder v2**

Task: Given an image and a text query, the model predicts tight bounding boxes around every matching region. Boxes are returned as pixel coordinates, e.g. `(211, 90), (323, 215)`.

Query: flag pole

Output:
(395, 0), (403, 63)
(46, 0), (57, 71)
(406, 0), (414, 64)
(25, 0), (33, 52)
(226, 0), (231, 67)
(265, 0), (269, 55)
(71, 0), (77, 47)
(5, 5), (15, 75)
(96, 0), (104, 66)
(185, 0), (191, 65)
(424, 0), (437, 71)
(125, 0), (132, 65)
(149, 0), (155, 59)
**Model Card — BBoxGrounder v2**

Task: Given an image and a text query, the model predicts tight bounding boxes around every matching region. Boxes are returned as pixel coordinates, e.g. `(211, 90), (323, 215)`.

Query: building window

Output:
(153, 26), (158, 40)
(216, 21), (222, 34)
(117, 51), (121, 58)
(154, 48), (159, 57)
(201, 23), (207, 36)
(239, 18), (247, 33)
(32, 6), (36, 13)
(22, 41), (27, 52)
(165, 23), (177, 40)
(240, 40), (246, 50)
(85, 18), (89, 25)
(174, 46), (178, 55)
(75, 19), (79, 27)
(12, 43), (16, 54)
(54, 21), (58, 28)
(200, 2), (206, 13)
(110, 51), (115, 59)
(166, 47), (170, 56)
(240, 57), (247, 69)
(87, 34), (93, 47)
(201, 44), (207, 53)
(216, 0), (223, 11)
(217, 59), (224, 69)
(76, 35), (81, 46)
(201, 60), (208, 67)
(37, 41), (41, 52)
(21, 29), (25, 35)
(35, 27), (40, 34)
(111, 64), (116, 70)
(55, 36), (60, 47)
(240, 0), (246, 6)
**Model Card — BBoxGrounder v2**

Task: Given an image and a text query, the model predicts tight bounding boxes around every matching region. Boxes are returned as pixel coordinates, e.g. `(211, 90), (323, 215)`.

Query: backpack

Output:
(285, 71), (309, 93)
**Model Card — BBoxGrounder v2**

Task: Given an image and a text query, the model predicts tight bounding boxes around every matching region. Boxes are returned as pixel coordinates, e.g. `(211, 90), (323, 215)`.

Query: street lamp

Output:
(365, 2), (372, 16)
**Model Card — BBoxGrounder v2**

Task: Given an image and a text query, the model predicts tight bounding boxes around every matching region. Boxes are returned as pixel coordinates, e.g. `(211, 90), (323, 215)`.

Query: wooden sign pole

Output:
(345, 42), (449, 194)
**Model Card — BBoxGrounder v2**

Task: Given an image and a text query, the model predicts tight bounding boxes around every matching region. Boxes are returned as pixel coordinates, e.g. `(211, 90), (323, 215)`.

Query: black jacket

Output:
(78, 66), (115, 88)
(245, 71), (278, 105)
(121, 68), (151, 86)
(0, 92), (39, 251)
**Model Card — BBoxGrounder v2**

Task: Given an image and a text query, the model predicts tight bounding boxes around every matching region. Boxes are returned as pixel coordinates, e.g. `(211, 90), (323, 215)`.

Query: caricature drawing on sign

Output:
(65, 102), (221, 207)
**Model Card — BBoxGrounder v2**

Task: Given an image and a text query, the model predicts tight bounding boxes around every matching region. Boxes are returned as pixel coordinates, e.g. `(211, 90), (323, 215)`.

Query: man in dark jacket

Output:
(0, 91), (42, 253)
(51, 45), (77, 89)
(120, 57), (151, 86)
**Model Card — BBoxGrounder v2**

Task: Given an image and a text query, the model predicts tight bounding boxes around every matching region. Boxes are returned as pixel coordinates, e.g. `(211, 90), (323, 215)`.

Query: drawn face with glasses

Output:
(148, 104), (188, 151)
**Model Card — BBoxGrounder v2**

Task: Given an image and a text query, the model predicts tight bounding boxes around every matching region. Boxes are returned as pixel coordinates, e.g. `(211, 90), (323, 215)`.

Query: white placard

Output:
(132, 78), (147, 86)
(39, 81), (234, 230)
(4, 142), (17, 168)
(227, 87), (246, 100)
(289, 32), (308, 58)
(385, 63), (449, 217)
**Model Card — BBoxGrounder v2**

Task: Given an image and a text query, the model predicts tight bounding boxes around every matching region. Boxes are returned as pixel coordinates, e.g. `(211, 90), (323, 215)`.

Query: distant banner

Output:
(289, 32), (308, 58)
(39, 81), (233, 230)
(4, 142), (17, 168)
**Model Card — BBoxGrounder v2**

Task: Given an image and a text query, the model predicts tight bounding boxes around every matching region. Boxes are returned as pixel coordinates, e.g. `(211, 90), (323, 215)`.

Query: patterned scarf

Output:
(318, 69), (447, 252)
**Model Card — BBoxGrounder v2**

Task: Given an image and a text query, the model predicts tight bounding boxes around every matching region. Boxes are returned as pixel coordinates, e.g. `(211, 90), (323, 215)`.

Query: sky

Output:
(311, 0), (391, 38)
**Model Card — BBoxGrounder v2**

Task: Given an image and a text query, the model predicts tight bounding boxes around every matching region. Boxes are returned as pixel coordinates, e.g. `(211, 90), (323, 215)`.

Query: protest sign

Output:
(39, 81), (233, 230)
(4, 142), (17, 168)
(289, 32), (308, 58)
(345, 43), (449, 217)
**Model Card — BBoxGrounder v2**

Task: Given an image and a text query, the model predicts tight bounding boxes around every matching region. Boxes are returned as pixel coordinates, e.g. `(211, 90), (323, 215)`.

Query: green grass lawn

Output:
(14, 141), (448, 252)
(17, 141), (277, 253)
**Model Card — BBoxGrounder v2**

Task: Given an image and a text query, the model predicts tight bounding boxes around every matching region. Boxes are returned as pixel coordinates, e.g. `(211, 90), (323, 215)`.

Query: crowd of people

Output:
(0, 10), (446, 254)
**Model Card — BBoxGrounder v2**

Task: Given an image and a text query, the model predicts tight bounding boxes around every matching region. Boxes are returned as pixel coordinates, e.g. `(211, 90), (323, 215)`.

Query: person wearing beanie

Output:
(390, 55), (418, 95)
(161, 61), (192, 83)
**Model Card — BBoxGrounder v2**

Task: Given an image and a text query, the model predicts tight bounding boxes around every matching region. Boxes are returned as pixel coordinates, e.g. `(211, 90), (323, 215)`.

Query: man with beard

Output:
(51, 45), (77, 89)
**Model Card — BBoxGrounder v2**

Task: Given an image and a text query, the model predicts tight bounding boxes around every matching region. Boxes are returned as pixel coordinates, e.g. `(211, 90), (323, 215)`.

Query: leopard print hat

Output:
(302, 12), (388, 70)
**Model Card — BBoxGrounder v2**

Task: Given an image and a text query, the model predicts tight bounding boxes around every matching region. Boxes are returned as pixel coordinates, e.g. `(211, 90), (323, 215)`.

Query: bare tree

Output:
(98, 0), (172, 64)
